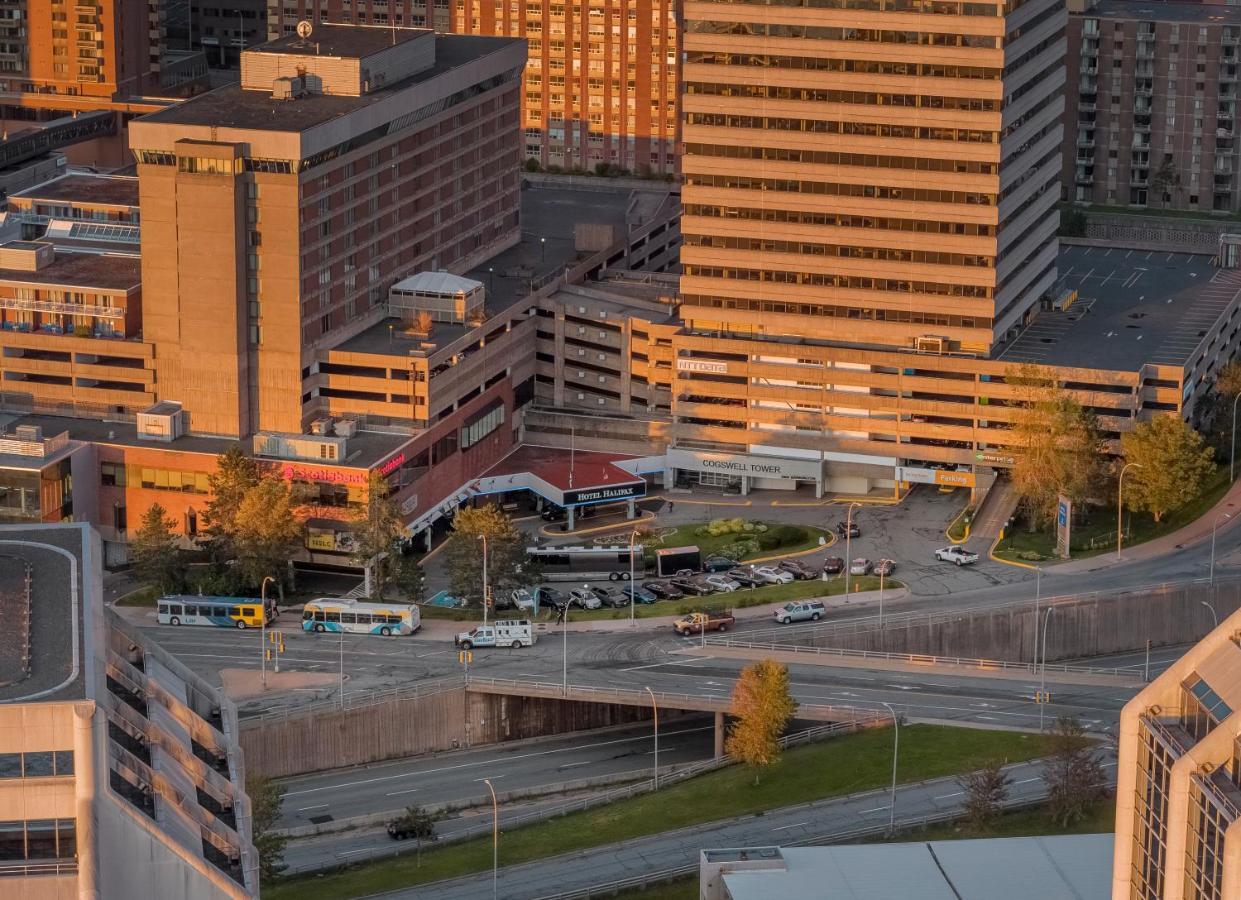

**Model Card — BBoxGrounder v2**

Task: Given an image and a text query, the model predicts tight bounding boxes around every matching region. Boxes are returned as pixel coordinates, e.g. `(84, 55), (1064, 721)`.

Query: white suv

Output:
(774, 601), (826, 624)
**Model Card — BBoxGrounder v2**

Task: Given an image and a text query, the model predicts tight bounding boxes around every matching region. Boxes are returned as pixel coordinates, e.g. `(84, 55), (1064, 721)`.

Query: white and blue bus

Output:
(301, 598), (421, 636)
(157, 596), (276, 629)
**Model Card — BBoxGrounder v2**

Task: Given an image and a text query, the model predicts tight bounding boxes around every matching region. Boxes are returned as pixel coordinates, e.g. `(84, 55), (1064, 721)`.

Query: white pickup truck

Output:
(934, 546), (980, 566)
(455, 619), (536, 649)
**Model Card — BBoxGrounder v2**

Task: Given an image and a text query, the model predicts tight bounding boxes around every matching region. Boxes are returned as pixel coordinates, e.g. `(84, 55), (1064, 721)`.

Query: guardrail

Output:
(318, 717), (885, 873)
(0, 860), (78, 878)
(700, 638), (1141, 679)
(241, 676), (466, 723)
(464, 675), (874, 722)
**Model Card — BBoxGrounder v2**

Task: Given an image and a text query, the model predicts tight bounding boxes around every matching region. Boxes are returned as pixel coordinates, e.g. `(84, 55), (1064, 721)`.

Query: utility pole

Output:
(480, 533), (490, 625)
(844, 501), (861, 595)
(260, 576), (275, 688)
(1116, 462), (1143, 559)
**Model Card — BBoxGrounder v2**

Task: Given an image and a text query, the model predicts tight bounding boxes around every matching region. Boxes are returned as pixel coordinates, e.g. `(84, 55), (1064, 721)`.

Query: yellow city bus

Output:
(157, 596), (275, 629)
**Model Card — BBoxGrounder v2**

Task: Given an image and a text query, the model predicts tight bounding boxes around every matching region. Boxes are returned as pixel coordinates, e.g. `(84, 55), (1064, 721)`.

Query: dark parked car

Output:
(778, 559), (813, 579)
(598, 587), (631, 608)
(643, 580), (684, 600)
(670, 574), (714, 596)
(535, 586), (569, 611)
(836, 521), (860, 538)
(541, 505), (595, 523)
(728, 568), (764, 587)
(873, 558), (897, 577)
(704, 555), (738, 573)
(822, 556), (845, 575)
(621, 585), (658, 604)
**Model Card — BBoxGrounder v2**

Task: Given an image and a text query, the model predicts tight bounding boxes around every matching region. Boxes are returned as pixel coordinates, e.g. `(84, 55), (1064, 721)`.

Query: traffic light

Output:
(1034, 690), (1052, 704)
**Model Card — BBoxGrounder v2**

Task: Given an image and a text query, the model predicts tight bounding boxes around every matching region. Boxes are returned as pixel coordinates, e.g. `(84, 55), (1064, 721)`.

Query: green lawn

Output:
(560, 574), (896, 622)
(642, 521), (833, 564)
(995, 468), (1232, 563)
(115, 586), (159, 607)
(265, 725), (1047, 900)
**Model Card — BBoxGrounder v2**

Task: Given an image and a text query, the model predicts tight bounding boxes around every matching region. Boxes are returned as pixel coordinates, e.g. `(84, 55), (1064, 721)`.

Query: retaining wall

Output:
(793, 579), (1241, 664)
(241, 686), (656, 779)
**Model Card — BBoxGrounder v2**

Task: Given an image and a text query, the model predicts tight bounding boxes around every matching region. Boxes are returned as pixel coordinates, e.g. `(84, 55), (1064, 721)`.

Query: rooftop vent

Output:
(271, 75), (308, 100)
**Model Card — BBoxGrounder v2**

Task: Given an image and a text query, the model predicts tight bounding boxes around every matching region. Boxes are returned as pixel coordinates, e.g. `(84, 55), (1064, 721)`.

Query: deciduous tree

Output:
(443, 504), (537, 606)
(957, 760), (1012, 832)
(246, 773), (288, 882)
(351, 471), (405, 599)
(130, 503), (182, 596)
(233, 477), (302, 600)
(1121, 416), (1217, 522)
(725, 660), (797, 785)
(203, 445), (261, 558)
(1045, 716), (1109, 828)
(1007, 365), (1106, 528)
(390, 804), (440, 866)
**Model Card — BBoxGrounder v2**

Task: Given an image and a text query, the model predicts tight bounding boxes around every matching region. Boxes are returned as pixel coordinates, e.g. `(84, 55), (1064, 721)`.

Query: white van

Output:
(455, 619), (536, 649)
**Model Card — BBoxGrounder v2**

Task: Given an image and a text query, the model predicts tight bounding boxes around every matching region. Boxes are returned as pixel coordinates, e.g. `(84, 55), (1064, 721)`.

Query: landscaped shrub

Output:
(771, 525), (807, 546)
(756, 533), (782, 551)
(718, 539), (759, 560)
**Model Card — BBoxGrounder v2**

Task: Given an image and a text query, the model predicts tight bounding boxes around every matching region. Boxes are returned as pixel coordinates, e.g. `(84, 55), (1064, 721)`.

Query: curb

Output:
(537, 509), (656, 539)
(988, 533), (1038, 570)
(945, 504), (973, 546)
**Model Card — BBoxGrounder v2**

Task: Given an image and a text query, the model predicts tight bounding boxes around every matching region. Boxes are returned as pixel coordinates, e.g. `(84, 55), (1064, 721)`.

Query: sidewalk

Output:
(376, 759), (1076, 900)
(1053, 477), (1241, 575)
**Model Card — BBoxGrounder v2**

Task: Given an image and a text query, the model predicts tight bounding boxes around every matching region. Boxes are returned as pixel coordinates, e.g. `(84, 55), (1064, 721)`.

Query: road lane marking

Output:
(860, 806), (889, 813)
(933, 792), (963, 800)
(473, 775), (506, 782)
(297, 804), (329, 811)
(772, 822), (809, 831)
(557, 761), (592, 769)
(385, 788), (420, 796)
(620, 658), (713, 672)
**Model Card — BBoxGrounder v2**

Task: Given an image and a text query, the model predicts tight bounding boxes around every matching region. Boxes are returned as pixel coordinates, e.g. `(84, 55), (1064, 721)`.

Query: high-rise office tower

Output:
(265, 0), (681, 175)
(679, 0), (1065, 355)
(1113, 603), (1241, 900)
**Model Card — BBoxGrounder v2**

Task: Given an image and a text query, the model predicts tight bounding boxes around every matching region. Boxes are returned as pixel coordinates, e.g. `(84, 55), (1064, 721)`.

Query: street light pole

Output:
(1116, 462), (1143, 559)
(644, 686), (659, 789)
(562, 603), (569, 693)
(1211, 512), (1232, 584)
(1231, 392), (1241, 482)
(1039, 606), (1054, 732)
(260, 576), (275, 688)
(1032, 565), (1041, 666)
(483, 778), (498, 900)
(844, 501), (861, 596)
(629, 528), (640, 627)
(1201, 600), (1219, 630)
(879, 701), (898, 834)
(480, 534), (490, 625)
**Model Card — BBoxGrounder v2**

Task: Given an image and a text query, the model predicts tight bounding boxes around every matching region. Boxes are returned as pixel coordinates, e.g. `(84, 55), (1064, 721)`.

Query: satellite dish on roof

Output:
(295, 20), (313, 39)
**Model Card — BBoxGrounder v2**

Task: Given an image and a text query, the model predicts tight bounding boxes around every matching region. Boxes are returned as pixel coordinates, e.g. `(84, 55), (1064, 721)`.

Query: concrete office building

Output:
(128, 24), (524, 438)
(1065, 1), (1241, 214)
(1112, 603), (1241, 900)
(265, 0), (681, 175)
(0, 522), (256, 898)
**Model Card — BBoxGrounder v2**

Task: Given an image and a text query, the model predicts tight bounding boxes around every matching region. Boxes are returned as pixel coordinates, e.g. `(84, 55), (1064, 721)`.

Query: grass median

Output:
(265, 724), (1048, 900)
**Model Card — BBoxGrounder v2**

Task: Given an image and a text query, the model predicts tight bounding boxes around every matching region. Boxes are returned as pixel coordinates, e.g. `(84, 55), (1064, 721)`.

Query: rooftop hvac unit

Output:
(309, 418), (333, 436)
(915, 336), (947, 354)
(13, 424), (42, 442)
(334, 418), (358, 438)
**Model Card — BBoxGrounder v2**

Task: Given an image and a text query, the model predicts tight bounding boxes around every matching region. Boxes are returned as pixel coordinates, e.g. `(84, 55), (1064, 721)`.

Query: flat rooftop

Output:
(484, 444), (642, 493)
(0, 523), (95, 703)
(336, 184), (635, 357)
(0, 412), (414, 470)
(254, 23), (430, 58)
(0, 249), (140, 291)
(719, 834), (1112, 900)
(11, 173), (139, 209)
(1086, 0), (1241, 24)
(997, 245), (1234, 371)
(139, 34), (519, 134)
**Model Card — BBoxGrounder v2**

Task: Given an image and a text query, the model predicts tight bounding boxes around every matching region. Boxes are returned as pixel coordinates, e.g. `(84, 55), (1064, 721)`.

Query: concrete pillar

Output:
(740, 476), (749, 496)
(714, 711), (725, 759)
(626, 498), (636, 520)
(567, 506), (575, 530)
(74, 702), (99, 900)
(424, 529), (433, 551)
(663, 467), (675, 490)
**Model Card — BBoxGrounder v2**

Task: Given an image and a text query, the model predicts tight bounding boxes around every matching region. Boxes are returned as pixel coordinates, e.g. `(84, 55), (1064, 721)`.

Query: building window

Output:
(0, 750), (73, 778)
(0, 819), (76, 861)
(460, 402), (506, 449)
(1132, 719), (1174, 898)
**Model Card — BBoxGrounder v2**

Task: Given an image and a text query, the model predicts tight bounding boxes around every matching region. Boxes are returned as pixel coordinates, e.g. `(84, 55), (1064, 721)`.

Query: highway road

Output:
(377, 757), (1118, 900)
(277, 717), (716, 831)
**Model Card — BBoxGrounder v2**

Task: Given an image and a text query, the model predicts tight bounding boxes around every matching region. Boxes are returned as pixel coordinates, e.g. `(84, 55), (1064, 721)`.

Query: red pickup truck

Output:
(673, 610), (736, 636)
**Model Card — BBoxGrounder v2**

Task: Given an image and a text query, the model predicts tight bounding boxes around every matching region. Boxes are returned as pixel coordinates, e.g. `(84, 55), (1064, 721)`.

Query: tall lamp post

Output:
(479, 534), (490, 625)
(1039, 606), (1054, 732)
(844, 501), (861, 596)
(1116, 462), (1143, 559)
(878, 701), (899, 834)
(1201, 600), (1219, 630)
(260, 576), (276, 688)
(1032, 565), (1041, 666)
(483, 778), (498, 900)
(561, 602), (570, 693)
(1232, 392), (1241, 482)
(644, 686), (659, 789)
(1211, 512), (1233, 584)
(628, 528), (641, 627)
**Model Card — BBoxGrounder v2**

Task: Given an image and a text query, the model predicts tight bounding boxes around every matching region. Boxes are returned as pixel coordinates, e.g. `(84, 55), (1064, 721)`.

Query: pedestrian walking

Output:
(668, 501), (675, 513)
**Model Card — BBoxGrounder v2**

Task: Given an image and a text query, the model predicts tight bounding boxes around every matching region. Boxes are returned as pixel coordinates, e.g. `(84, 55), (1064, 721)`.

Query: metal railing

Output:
(0, 860), (78, 878)
(241, 676), (466, 723)
(701, 638), (1141, 679)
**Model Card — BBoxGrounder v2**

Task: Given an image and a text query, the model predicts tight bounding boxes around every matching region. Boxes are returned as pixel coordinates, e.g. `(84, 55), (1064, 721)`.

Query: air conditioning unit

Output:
(309, 417), (334, 436)
(915, 336), (947, 354)
(334, 418), (358, 438)
(253, 432), (347, 462)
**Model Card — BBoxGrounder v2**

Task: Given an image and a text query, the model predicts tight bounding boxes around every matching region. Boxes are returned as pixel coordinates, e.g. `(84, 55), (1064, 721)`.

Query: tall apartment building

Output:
(1112, 603), (1241, 900)
(0, 522), (257, 898)
(1065, 1), (1241, 214)
(264, 0), (680, 175)
(128, 25), (524, 437)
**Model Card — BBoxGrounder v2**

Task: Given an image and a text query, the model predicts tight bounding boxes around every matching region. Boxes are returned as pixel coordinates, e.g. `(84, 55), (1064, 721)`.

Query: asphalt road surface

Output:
(376, 757), (1118, 900)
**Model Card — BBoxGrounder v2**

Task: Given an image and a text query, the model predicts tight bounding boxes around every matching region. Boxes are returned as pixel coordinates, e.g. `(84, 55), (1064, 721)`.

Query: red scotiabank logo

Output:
(281, 464), (365, 485)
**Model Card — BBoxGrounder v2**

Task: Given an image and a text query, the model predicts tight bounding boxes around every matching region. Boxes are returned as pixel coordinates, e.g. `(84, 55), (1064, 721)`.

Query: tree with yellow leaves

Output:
(725, 659), (797, 785)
